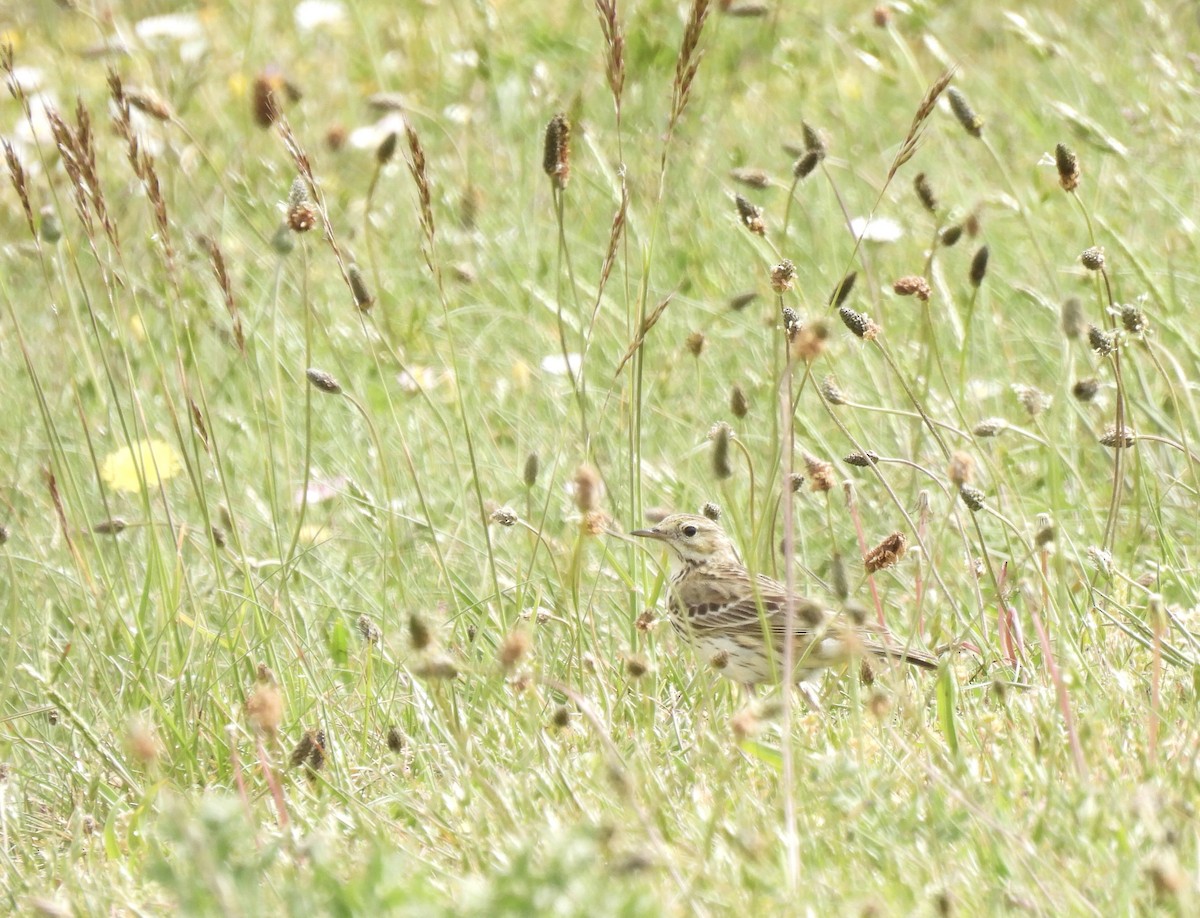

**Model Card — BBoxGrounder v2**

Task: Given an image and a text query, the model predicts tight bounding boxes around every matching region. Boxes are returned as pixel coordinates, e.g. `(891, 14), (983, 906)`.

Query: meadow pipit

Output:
(633, 514), (937, 699)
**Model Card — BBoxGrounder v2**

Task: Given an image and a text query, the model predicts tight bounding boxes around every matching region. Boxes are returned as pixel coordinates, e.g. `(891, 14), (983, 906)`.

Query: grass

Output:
(1, 0), (1199, 913)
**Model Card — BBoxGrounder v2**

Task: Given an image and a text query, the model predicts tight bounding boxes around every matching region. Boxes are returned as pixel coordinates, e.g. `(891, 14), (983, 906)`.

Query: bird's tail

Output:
(864, 641), (939, 670)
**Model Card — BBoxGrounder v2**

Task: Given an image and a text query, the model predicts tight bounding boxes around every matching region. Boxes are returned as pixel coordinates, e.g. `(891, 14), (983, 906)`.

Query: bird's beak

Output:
(630, 528), (666, 541)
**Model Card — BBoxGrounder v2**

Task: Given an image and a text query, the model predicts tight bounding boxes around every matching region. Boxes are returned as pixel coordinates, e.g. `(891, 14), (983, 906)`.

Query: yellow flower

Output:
(101, 439), (184, 493)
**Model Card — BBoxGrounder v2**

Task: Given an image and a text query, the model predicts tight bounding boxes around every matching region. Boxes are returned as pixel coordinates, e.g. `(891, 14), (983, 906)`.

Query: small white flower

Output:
(294, 0), (346, 32)
(539, 353), (581, 377)
(849, 215), (903, 243)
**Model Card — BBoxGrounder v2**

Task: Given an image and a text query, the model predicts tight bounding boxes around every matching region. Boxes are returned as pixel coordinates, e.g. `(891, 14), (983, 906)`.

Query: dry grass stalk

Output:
(614, 291), (675, 374)
(403, 118), (437, 267)
(197, 235), (244, 353)
(887, 68), (955, 181)
(2, 140), (35, 239)
(596, 179), (628, 305)
(669, 0), (713, 131)
(594, 0), (626, 114)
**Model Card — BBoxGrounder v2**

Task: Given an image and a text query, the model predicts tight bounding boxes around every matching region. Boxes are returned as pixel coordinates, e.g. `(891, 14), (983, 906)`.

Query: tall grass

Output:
(1, 2), (1198, 913)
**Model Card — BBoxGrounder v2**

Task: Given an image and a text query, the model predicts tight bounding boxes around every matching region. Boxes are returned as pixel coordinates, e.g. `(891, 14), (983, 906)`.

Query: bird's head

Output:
(631, 514), (740, 567)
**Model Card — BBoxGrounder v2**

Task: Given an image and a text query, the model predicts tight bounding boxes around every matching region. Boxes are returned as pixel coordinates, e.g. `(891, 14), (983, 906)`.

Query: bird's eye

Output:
(682, 525), (698, 537)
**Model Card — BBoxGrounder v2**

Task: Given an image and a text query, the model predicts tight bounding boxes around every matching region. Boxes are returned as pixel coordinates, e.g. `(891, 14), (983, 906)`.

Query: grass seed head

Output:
(1061, 297), (1084, 338)
(729, 290), (759, 310)
(828, 272), (857, 308)
(947, 86), (984, 137)
(376, 131), (398, 165)
(1080, 246), (1105, 271)
(735, 193), (765, 235)
(940, 224), (963, 246)
(820, 375), (847, 405)
(1120, 303), (1147, 335)
(730, 385), (749, 418)
(791, 321), (829, 362)
(498, 630), (531, 669)
(701, 501), (723, 521)
(305, 368), (342, 395)
(893, 275), (931, 301)
(959, 484), (986, 512)
(1013, 384), (1050, 418)
(781, 306), (801, 342)
(523, 452), (539, 487)
(1100, 426), (1137, 448)
(793, 149), (822, 178)
(542, 113), (571, 190)
(39, 207), (62, 244)
(770, 260), (796, 293)
(386, 726), (405, 753)
(838, 305), (880, 339)
(804, 454), (836, 492)
(914, 172), (938, 213)
(357, 614), (381, 644)
(551, 705), (572, 728)
(490, 506), (518, 527)
(624, 654), (649, 678)
(948, 451), (975, 486)
(972, 417), (1007, 438)
(408, 613), (432, 650)
(709, 422), (733, 480)
(348, 263), (374, 311)
(0, 524), (8, 546)
(865, 532), (907, 573)
(1055, 142), (1080, 191)
(969, 245), (990, 287)
(844, 450), (879, 467)
(573, 464), (602, 512)
(286, 177), (316, 233)
(730, 167), (770, 188)
(1087, 324), (1116, 356)
(685, 331), (706, 357)
(246, 682), (283, 738)
(1072, 377), (1100, 402)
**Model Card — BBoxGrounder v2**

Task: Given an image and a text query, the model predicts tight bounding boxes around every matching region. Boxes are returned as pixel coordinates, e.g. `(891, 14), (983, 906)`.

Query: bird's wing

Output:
(674, 565), (830, 640)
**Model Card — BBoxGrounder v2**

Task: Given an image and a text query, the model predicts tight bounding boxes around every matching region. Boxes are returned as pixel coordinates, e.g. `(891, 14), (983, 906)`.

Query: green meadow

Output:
(1, 1), (1198, 913)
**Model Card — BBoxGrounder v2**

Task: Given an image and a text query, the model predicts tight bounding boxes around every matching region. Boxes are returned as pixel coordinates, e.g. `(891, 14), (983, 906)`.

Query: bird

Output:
(632, 513), (937, 703)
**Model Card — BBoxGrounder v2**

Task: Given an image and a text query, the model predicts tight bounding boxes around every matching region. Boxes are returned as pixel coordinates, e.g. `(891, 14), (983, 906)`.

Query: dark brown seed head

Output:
(838, 305), (880, 340)
(735, 194), (765, 235)
(947, 87), (983, 137)
(490, 507), (518, 527)
(252, 73), (283, 128)
(305, 368), (342, 395)
(792, 149), (822, 179)
(892, 276), (931, 302)
(624, 654), (648, 678)
(730, 167), (770, 188)
(1072, 378), (1099, 402)
(844, 450), (879, 467)
(828, 272), (857, 308)
(730, 385), (749, 418)
(288, 731), (315, 769)
(770, 260), (796, 293)
(523, 451), (539, 487)
(1061, 297), (1084, 339)
(864, 531), (907, 574)
(1100, 426), (1137, 448)
(635, 609), (656, 631)
(386, 726), (405, 753)
(408, 612), (432, 650)
(93, 517), (128, 535)
(729, 290), (759, 311)
(685, 331), (706, 356)
(701, 501), (722, 521)
(969, 245), (989, 287)
(802, 121), (825, 155)
(551, 705), (571, 728)
(959, 485), (986, 512)
(1013, 384), (1050, 418)
(1054, 143), (1080, 192)
(710, 422), (733, 480)
(286, 177), (316, 233)
(781, 306), (801, 342)
(1120, 303), (1147, 335)
(1080, 246), (1105, 271)
(0, 524), (10, 546)
(1034, 514), (1055, 548)
(348, 263), (374, 311)
(914, 172), (937, 213)
(804, 454), (836, 493)
(1087, 324), (1116, 356)
(357, 614), (381, 645)
(542, 113), (571, 190)
(820, 375), (847, 405)
(872, 5), (892, 27)
(940, 224), (963, 247)
(788, 472), (805, 492)
(376, 131), (398, 165)
(972, 417), (1007, 438)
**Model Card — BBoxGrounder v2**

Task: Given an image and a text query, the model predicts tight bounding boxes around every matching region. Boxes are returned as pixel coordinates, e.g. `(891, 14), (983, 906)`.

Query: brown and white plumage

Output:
(633, 513), (937, 687)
